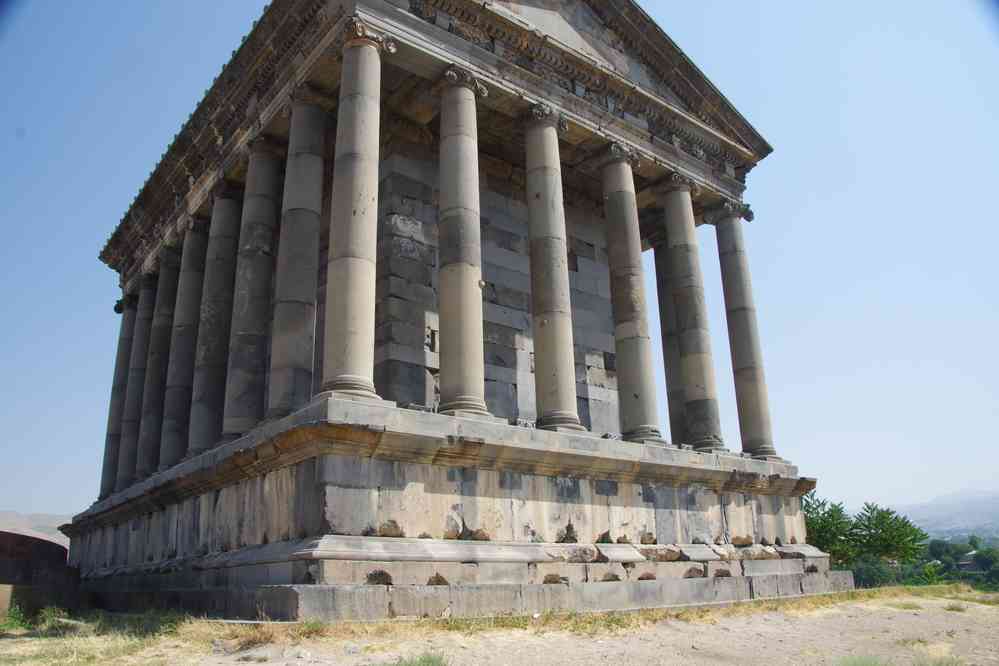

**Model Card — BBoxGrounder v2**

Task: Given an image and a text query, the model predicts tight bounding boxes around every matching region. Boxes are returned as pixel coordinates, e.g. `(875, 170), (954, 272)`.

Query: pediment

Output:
(492, 0), (692, 111)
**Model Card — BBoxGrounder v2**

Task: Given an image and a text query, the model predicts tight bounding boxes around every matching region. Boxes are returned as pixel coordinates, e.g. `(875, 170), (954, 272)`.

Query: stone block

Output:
(707, 560), (743, 578)
(738, 544), (781, 560)
(529, 562), (587, 585)
(388, 585), (451, 619)
(678, 544), (721, 561)
(742, 558), (805, 577)
(828, 570), (855, 592)
(594, 543), (645, 563)
(448, 583), (523, 618)
(800, 572), (832, 595)
(638, 544), (684, 561)
(521, 581), (573, 614)
(586, 562), (628, 582)
(749, 574), (780, 599)
(776, 544), (828, 559)
(296, 585), (390, 622)
(803, 556), (830, 574)
(776, 573), (804, 597)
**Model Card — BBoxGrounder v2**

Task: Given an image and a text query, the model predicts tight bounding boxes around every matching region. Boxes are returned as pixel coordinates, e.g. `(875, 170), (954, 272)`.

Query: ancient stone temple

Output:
(62, 0), (852, 619)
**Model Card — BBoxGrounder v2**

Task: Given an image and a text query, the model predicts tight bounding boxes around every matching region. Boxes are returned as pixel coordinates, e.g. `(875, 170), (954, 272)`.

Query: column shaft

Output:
(268, 101), (325, 417)
(321, 38), (383, 398)
(98, 295), (137, 498)
(188, 189), (242, 454)
(601, 150), (661, 441)
(659, 181), (724, 451)
(115, 273), (156, 491)
(653, 244), (687, 443)
(525, 106), (583, 431)
(222, 142), (283, 437)
(159, 220), (209, 469)
(715, 211), (778, 458)
(438, 72), (488, 415)
(136, 246), (181, 478)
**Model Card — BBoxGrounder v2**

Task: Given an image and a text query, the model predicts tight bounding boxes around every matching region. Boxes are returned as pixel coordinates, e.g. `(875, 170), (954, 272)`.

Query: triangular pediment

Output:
(492, 0), (692, 111)
(486, 0), (770, 159)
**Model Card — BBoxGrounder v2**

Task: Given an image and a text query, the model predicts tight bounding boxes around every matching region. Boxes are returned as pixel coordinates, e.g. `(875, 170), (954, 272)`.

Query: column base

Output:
(311, 390), (396, 408)
(320, 375), (380, 402)
(622, 425), (664, 443)
(537, 411), (587, 433)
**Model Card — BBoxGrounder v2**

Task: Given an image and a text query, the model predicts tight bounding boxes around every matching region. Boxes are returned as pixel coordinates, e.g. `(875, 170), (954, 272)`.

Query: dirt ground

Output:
(2, 588), (997, 665)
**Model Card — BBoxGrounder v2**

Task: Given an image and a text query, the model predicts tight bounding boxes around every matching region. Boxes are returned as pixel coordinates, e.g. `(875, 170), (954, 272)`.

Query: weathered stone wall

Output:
(371, 140), (621, 432)
(69, 452), (805, 578)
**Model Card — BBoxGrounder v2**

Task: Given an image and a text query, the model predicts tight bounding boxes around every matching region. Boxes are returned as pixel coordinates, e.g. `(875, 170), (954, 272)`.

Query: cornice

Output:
(406, 0), (760, 178)
(100, 0), (342, 280)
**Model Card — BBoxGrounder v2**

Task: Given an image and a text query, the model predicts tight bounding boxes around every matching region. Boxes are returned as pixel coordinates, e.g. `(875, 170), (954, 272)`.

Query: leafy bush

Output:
(851, 557), (896, 588)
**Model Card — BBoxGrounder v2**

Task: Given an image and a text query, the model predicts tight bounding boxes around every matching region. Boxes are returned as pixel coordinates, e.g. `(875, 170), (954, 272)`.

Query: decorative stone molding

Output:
(290, 82), (338, 112)
(703, 199), (754, 225)
(526, 103), (568, 134)
(656, 172), (700, 197)
(596, 141), (640, 170)
(442, 65), (488, 97)
(343, 16), (398, 54)
(245, 134), (286, 159)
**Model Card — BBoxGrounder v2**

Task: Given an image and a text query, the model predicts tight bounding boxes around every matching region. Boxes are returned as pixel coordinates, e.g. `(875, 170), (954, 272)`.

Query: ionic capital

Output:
(655, 172), (700, 198)
(526, 103), (569, 134)
(183, 214), (211, 234)
(343, 16), (398, 54)
(597, 142), (640, 170)
(442, 65), (488, 98)
(703, 199), (754, 225)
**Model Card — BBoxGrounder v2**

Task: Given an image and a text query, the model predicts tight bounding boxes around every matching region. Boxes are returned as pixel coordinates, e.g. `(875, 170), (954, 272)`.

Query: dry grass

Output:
(0, 584), (983, 665)
(885, 601), (922, 610)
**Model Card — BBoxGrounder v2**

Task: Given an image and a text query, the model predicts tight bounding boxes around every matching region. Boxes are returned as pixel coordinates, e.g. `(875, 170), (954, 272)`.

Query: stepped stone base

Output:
(64, 396), (848, 619)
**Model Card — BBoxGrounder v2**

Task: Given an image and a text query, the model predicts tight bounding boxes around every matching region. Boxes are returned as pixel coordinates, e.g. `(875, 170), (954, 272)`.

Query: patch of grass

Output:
(944, 603), (966, 613)
(394, 654), (447, 666)
(886, 601), (921, 611)
(897, 637), (928, 647)
(0, 603), (32, 631)
(913, 658), (965, 666)
(837, 657), (889, 666)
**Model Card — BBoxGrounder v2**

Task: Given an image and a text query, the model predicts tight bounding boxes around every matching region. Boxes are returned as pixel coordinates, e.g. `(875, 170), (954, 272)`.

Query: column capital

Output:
(183, 214), (211, 234)
(114, 294), (138, 314)
(442, 65), (488, 98)
(343, 16), (398, 54)
(526, 103), (568, 134)
(597, 141), (640, 170)
(655, 172), (700, 198)
(212, 177), (243, 204)
(704, 199), (754, 225)
(245, 134), (286, 160)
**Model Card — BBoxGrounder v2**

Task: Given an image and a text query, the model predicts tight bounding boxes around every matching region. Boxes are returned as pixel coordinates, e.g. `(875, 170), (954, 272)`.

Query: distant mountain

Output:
(895, 491), (999, 541)
(0, 511), (71, 548)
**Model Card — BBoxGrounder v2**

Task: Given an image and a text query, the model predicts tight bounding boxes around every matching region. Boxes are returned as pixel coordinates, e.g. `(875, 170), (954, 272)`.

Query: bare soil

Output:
(2, 588), (997, 665)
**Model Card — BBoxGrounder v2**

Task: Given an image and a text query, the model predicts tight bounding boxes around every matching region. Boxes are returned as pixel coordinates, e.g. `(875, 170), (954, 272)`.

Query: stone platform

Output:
(64, 397), (849, 619)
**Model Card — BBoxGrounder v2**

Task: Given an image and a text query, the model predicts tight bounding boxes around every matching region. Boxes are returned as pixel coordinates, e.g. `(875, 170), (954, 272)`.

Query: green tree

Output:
(973, 547), (999, 571)
(801, 491), (855, 566)
(927, 539), (950, 560)
(849, 503), (928, 564)
(851, 556), (896, 588)
(969, 534), (982, 550)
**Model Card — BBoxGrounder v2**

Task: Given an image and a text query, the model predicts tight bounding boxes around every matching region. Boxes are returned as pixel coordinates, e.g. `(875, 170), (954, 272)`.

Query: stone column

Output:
(222, 139), (284, 438)
(438, 66), (490, 416)
(653, 242), (686, 444)
(159, 218), (209, 470)
(321, 21), (395, 400)
(600, 144), (661, 441)
(98, 294), (137, 499)
(136, 245), (181, 478)
(268, 97), (326, 418)
(709, 201), (779, 459)
(115, 272), (156, 491)
(657, 174), (724, 451)
(525, 104), (583, 431)
(188, 184), (243, 454)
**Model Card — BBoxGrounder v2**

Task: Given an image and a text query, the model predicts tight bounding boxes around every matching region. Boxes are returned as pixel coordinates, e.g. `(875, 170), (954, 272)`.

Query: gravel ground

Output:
(202, 595), (999, 666)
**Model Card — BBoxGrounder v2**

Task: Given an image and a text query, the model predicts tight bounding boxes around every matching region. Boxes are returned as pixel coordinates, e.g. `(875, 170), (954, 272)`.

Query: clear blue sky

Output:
(0, 1), (996, 516)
